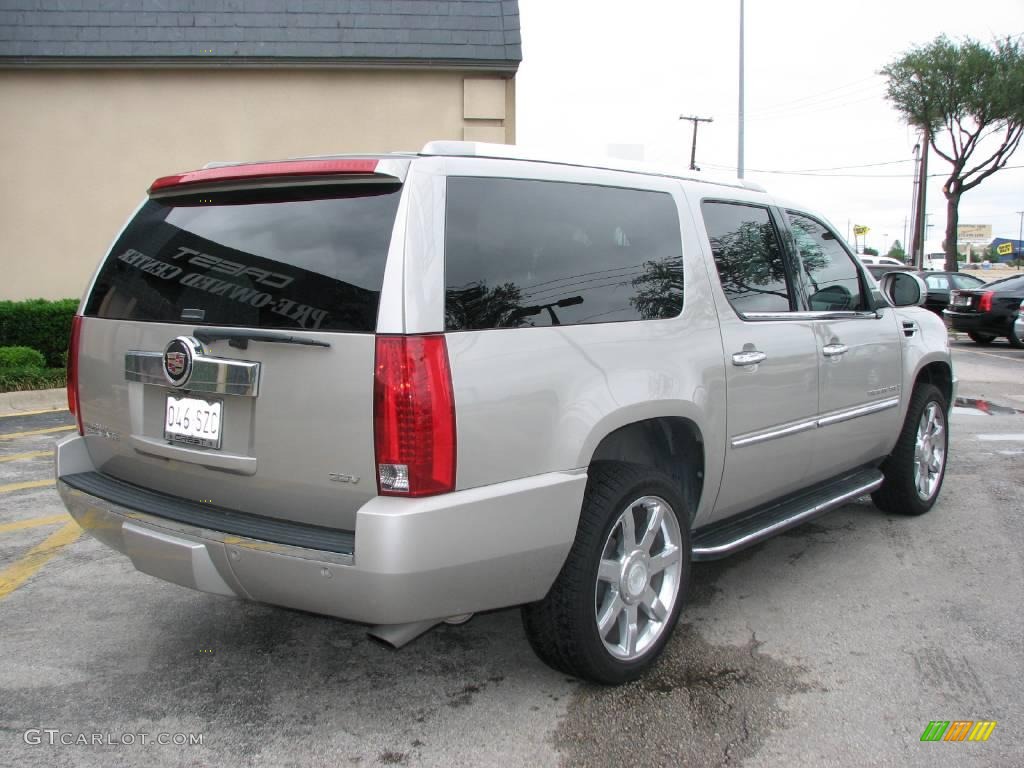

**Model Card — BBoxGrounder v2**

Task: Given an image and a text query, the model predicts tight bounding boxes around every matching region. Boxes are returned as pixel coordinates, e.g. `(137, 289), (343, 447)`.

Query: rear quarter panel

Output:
(426, 160), (728, 523)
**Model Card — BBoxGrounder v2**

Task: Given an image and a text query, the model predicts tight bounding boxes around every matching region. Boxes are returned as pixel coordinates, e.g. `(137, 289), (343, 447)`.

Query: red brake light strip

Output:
(149, 158), (380, 192)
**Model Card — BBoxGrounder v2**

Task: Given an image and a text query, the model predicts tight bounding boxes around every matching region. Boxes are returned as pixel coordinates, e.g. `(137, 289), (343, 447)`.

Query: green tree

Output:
(862, 247), (879, 257)
(887, 240), (907, 261)
(882, 36), (1024, 271)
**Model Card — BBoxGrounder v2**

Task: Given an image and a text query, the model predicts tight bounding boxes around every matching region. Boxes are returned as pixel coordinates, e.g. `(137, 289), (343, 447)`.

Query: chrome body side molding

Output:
(731, 397), (900, 449)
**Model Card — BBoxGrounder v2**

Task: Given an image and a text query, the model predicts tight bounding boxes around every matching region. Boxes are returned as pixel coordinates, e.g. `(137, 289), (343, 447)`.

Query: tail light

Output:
(373, 335), (456, 497)
(67, 315), (84, 436)
(978, 292), (993, 312)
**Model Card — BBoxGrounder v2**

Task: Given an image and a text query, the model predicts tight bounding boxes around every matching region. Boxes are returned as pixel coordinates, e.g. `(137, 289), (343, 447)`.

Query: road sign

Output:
(957, 224), (992, 243)
(997, 242), (1014, 256)
(853, 225), (869, 236)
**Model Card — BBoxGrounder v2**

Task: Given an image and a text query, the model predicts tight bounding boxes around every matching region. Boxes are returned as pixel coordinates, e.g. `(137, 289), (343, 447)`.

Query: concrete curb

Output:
(0, 388), (68, 418)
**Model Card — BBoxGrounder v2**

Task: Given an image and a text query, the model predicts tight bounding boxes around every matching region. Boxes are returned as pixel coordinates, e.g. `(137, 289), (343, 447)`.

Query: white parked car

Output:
(859, 255), (906, 267)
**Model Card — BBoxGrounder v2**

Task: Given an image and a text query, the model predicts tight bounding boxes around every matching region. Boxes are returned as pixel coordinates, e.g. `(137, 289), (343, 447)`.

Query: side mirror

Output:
(879, 272), (927, 307)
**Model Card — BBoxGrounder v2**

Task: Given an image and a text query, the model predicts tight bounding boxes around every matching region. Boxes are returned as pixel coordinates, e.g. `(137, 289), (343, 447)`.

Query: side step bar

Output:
(691, 468), (883, 561)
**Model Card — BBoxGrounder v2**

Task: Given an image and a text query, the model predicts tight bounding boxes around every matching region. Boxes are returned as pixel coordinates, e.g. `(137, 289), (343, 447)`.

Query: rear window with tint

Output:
(444, 177), (684, 331)
(85, 185), (402, 332)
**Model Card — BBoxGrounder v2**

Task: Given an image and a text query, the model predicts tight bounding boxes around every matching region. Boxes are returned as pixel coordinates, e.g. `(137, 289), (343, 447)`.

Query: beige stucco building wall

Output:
(0, 68), (515, 300)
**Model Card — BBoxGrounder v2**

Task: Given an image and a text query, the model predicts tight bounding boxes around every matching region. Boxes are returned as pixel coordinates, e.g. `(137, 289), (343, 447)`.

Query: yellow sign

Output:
(997, 242), (1014, 256)
(853, 225), (869, 236)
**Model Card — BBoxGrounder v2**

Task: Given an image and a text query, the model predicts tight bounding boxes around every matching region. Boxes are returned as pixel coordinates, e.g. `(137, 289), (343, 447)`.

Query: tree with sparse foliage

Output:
(882, 36), (1024, 271)
(887, 240), (907, 261)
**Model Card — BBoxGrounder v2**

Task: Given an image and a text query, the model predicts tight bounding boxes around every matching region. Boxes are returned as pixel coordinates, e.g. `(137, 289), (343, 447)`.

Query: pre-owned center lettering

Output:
(171, 246), (295, 289)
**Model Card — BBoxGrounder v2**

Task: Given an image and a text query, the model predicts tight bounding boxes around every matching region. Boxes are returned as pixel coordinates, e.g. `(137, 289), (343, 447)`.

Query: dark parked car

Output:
(944, 274), (1024, 347)
(920, 271), (986, 317)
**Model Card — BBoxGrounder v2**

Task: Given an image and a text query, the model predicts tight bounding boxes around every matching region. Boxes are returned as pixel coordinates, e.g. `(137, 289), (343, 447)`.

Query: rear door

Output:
(77, 161), (408, 532)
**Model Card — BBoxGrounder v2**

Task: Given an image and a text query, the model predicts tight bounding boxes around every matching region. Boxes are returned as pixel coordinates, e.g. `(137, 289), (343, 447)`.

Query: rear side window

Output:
(701, 201), (792, 314)
(444, 177), (683, 331)
(85, 185), (402, 332)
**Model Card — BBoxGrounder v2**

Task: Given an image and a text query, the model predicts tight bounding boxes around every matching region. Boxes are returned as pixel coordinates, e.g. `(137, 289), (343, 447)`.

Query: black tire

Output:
(872, 384), (949, 516)
(1008, 320), (1024, 349)
(522, 461), (690, 685)
(968, 332), (996, 345)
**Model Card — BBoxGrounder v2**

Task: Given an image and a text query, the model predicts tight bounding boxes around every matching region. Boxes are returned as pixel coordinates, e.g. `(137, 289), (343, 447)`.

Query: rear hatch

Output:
(76, 158), (408, 532)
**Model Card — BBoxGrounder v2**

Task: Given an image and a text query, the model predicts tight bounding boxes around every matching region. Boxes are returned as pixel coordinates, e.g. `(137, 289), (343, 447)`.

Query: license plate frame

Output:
(164, 395), (223, 450)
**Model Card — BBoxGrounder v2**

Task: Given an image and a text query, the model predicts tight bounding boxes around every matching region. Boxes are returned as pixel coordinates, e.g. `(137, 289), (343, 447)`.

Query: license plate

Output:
(164, 395), (223, 449)
(952, 295), (972, 307)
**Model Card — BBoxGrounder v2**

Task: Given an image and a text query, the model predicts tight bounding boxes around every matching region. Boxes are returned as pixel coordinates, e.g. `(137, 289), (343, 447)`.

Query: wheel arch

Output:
(913, 358), (954, 409)
(588, 415), (706, 525)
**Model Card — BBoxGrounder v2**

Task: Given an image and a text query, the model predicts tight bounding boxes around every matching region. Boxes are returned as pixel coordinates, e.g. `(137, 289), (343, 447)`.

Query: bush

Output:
(0, 299), (78, 368)
(0, 346), (46, 371)
(0, 367), (66, 394)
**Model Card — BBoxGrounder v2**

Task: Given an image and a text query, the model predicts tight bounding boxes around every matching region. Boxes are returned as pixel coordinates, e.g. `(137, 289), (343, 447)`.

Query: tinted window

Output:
(951, 274), (984, 289)
(444, 178), (683, 330)
(787, 212), (867, 312)
(701, 202), (791, 314)
(85, 185), (402, 332)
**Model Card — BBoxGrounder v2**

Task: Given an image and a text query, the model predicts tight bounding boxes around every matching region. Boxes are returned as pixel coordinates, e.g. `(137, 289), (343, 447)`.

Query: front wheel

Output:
(522, 462), (690, 684)
(872, 384), (948, 516)
(1007, 319), (1024, 349)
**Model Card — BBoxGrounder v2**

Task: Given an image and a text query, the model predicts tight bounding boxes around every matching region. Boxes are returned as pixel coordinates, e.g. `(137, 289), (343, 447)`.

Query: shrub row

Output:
(0, 367), (67, 394)
(0, 299), (78, 368)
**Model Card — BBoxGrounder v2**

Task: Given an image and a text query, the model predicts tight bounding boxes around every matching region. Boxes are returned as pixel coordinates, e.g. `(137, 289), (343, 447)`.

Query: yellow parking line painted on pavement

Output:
(0, 425), (75, 441)
(0, 450), (54, 463)
(0, 479), (53, 494)
(0, 514), (68, 534)
(0, 407), (69, 419)
(0, 521), (82, 600)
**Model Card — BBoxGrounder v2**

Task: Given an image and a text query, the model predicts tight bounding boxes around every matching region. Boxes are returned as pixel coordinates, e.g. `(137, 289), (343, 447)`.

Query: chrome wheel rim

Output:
(914, 402), (946, 501)
(594, 495), (683, 661)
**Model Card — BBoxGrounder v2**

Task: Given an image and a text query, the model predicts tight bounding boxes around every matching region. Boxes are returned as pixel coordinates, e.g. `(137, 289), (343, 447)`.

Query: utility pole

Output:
(737, 0), (745, 179)
(914, 134), (929, 268)
(679, 115), (713, 171)
(909, 143), (920, 264)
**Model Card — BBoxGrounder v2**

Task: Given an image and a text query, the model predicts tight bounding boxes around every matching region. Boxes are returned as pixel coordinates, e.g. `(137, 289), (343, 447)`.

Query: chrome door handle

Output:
(822, 343), (848, 357)
(732, 350), (767, 366)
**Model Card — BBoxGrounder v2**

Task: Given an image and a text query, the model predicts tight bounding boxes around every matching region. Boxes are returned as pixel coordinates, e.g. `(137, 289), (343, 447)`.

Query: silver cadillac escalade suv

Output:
(57, 141), (954, 684)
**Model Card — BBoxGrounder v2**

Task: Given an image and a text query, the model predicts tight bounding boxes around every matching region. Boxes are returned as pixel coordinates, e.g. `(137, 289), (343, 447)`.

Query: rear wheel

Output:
(872, 384), (948, 516)
(522, 462), (690, 684)
(968, 332), (996, 345)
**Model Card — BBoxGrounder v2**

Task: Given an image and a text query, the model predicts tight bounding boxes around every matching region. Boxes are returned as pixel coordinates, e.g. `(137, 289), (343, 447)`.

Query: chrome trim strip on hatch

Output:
(731, 397), (901, 448)
(125, 351), (261, 397)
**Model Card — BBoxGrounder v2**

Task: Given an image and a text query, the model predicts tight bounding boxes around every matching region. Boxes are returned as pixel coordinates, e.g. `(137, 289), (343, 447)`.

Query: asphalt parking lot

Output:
(1, 343), (1021, 767)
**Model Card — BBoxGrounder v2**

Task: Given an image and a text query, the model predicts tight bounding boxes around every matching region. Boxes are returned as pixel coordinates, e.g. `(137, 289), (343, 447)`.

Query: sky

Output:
(515, 0), (1024, 254)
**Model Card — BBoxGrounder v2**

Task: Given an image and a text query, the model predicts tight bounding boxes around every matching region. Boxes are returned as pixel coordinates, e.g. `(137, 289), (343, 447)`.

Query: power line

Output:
(701, 162), (1024, 179)
(745, 74), (883, 115)
(747, 82), (886, 119)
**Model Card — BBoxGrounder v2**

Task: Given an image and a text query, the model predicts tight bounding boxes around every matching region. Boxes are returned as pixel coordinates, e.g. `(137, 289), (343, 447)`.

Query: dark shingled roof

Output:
(0, 0), (521, 70)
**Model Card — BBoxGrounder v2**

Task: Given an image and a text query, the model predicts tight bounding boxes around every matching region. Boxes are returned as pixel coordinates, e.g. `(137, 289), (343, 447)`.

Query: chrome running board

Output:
(691, 468), (883, 561)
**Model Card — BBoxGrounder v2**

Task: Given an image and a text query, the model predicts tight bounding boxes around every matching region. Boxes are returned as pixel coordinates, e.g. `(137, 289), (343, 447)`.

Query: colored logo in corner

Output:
(920, 720), (997, 742)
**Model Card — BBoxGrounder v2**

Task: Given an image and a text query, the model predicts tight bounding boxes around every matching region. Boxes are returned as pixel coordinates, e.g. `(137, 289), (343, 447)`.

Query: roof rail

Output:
(419, 141), (767, 193)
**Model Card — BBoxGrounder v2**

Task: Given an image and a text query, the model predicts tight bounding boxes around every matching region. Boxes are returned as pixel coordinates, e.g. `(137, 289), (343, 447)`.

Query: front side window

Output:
(701, 201), (792, 314)
(444, 177), (684, 331)
(787, 211), (867, 312)
(925, 275), (950, 290)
